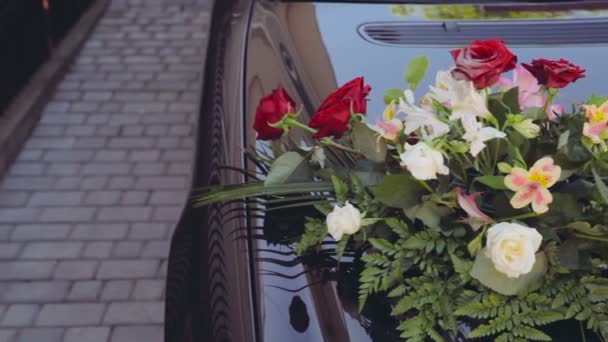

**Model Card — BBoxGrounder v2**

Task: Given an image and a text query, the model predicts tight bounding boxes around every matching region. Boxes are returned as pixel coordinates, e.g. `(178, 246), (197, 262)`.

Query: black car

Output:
(165, 1), (608, 341)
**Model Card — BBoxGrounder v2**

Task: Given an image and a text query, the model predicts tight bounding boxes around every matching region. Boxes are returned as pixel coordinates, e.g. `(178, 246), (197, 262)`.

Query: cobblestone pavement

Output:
(0, 1), (209, 341)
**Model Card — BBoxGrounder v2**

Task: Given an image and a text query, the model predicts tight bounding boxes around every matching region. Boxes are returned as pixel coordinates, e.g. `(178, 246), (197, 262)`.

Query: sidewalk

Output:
(0, 1), (209, 341)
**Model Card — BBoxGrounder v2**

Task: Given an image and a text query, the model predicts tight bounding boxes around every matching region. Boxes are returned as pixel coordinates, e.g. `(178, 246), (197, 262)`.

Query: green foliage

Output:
(372, 175), (426, 208)
(295, 217), (327, 255)
(352, 122), (387, 163)
(264, 152), (313, 186)
(404, 56), (429, 91)
(475, 175), (509, 190)
(470, 251), (548, 296)
(384, 88), (404, 104)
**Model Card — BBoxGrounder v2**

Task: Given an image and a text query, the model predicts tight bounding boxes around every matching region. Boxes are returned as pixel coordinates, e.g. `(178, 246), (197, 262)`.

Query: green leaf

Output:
(404, 56), (429, 91)
(372, 174), (426, 208)
(331, 175), (348, 203)
(470, 250), (548, 296)
(451, 253), (473, 275)
(592, 166), (608, 206)
(589, 93), (608, 106)
(352, 122), (387, 163)
(468, 230), (485, 256)
(264, 152), (313, 186)
(558, 130), (570, 150)
(557, 238), (580, 270)
(353, 160), (385, 187)
(361, 218), (383, 227)
(475, 176), (508, 190)
(384, 88), (403, 104)
(414, 201), (450, 228)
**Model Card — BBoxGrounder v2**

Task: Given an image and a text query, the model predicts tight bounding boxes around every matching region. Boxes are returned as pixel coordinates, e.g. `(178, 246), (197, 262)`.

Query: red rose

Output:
(253, 87), (296, 140)
(450, 39), (517, 89)
(522, 58), (586, 89)
(309, 77), (371, 138)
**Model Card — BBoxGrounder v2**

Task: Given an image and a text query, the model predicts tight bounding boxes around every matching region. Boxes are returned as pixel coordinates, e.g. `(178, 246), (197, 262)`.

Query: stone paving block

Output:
(0, 262), (55, 280)
(44, 150), (94, 162)
(149, 191), (186, 205)
(135, 177), (187, 190)
(8, 162), (45, 176)
(53, 261), (99, 280)
(82, 163), (131, 176)
(54, 177), (83, 190)
(103, 301), (163, 324)
(0, 304), (39, 327)
(97, 260), (158, 279)
(112, 241), (143, 258)
(0, 329), (16, 342)
(0, 245), (21, 260)
(133, 279), (164, 300)
(67, 281), (102, 301)
(15, 150), (42, 162)
(83, 242), (113, 259)
(11, 224), (71, 241)
(37, 303), (105, 326)
(1, 281), (69, 303)
(97, 207), (152, 222)
(94, 150), (127, 162)
(0, 226), (12, 241)
(132, 162), (165, 175)
(71, 223), (128, 240)
(121, 191), (149, 205)
(39, 207), (96, 222)
(141, 241), (169, 258)
(167, 162), (191, 175)
(1, 177), (55, 190)
(100, 280), (132, 301)
(64, 327), (110, 342)
(108, 176), (135, 190)
(84, 191), (122, 205)
(129, 150), (160, 162)
(0, 193), (29, 207)
(27, 192), (84, 207)
(81, 176), (109, 190)
(16, 328), (64, 342)
(152, 206), (182, 222)
(129, 223), (169, 240)
(47, 163), (82, 176)
(0, 209), (41, 223)
(110, 325), (162, 342)
(21, 242), (83, 259)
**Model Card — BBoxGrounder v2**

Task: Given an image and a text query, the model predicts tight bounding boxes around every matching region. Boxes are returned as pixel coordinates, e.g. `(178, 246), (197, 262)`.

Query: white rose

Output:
(486, 222), (543, 278)
(399, 142), (449, 180)
(326, 202), (362, 241)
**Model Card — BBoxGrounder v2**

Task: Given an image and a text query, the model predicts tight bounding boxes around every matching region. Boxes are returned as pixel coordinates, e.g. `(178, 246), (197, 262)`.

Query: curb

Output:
(0, 0), (110, 180)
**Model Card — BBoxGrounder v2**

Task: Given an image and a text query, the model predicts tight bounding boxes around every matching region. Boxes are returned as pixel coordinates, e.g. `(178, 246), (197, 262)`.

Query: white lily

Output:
(399, 90), (450, 140)
(429, 70), (460, 107)
(461, 116), (506, 157)
(450, 80), (491, 121)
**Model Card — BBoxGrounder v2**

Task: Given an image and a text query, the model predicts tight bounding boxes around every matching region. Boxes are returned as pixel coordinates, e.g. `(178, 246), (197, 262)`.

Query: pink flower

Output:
(582, 102), (608, 144)
(504, 157), (561, 214)
(547, 104), (564, 121)
(369, 118), (403, 142)
(456, 188), (492, 230)
(498, 65), (547, 109)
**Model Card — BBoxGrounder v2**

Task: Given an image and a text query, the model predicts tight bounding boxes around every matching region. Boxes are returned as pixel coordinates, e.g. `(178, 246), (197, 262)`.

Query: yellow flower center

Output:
(590, 110), (608, 125)
(528, 172), (550, 187)
(501, 240), (524, 262)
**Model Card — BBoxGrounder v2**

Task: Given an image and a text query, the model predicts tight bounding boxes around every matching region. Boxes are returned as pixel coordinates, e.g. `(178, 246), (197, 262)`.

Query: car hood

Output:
(244, 2), (608, 341)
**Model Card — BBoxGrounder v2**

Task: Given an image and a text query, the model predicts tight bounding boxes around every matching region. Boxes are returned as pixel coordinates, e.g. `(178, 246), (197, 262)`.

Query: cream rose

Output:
(399, 142), (449, 180)
(326, 202), (362, 241)
(485, 222), (543, 278)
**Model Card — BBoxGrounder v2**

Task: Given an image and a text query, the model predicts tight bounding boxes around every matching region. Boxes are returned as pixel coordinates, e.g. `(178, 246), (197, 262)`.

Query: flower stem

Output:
(579, 321), (587, 342)
(498, 212), (538, 222)
(283, 118), (318, 134)
(321, 138), (363, 156)
(542, 88), (558, 118)
(418, 180), (435, 194)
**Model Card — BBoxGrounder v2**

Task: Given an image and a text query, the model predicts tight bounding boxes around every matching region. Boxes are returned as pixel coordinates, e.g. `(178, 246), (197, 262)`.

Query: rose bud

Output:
(253, 87), (296, 141)
(309, 77), (371, 139)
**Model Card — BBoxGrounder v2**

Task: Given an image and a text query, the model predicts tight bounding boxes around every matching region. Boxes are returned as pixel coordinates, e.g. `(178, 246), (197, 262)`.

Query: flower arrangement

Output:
(198, 39), (608, 341)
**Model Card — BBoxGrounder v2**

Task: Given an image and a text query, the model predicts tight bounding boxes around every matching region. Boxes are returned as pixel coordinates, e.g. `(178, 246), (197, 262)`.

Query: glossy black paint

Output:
(165, 1), (608, 341)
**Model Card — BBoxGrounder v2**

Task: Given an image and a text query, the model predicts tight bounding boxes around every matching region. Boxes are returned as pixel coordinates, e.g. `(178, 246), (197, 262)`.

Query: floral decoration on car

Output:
(198, 39), (608, 341)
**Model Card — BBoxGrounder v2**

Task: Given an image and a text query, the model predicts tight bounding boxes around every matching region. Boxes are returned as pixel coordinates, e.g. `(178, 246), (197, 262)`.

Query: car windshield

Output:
(308, 1), (608, 121)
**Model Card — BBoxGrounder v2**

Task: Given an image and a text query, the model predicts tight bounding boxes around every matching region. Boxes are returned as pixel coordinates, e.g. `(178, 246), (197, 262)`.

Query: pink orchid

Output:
(456, 188), (492, 230)
(498, 65), (547, 109)
(369, 118), (404, 142)
(504, 157), (561, 214)
(547, 104), (564, 121)
(582, 102), (608, 144)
